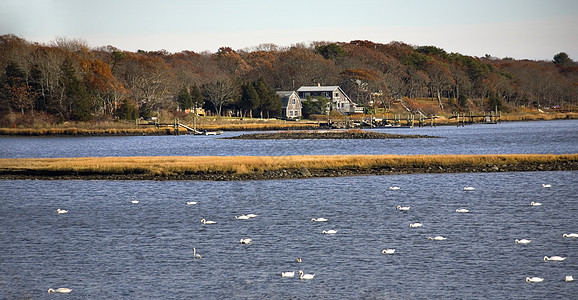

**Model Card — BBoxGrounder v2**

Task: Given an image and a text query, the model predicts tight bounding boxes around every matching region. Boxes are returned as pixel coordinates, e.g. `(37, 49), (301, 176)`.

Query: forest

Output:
(0, 34), (576, 127)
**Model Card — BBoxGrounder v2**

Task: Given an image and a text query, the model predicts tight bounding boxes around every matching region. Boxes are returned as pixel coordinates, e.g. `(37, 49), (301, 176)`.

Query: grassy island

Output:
(1, 154), (576, 181)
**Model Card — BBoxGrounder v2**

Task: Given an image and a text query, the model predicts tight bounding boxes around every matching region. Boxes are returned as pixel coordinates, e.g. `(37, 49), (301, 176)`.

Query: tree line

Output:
(1, 34), (576, 125)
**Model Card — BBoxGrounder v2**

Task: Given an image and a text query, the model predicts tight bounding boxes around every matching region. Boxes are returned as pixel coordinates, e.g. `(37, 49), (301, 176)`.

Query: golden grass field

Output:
(1, 154), (576, 177)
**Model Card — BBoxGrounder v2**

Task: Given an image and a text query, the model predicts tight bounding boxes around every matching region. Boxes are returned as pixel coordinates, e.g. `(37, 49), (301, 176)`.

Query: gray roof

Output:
(276, 91), (296, 98)
(297, 86), (340, 92)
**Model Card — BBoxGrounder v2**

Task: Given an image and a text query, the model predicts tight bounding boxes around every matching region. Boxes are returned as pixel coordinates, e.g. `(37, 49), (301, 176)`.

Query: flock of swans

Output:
(50, 182), (575, 292)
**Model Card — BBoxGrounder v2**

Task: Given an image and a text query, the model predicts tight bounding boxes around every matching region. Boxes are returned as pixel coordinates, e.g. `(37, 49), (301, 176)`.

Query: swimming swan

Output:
(299, 270), (315, 280)
(193, 248), (202, 259)
(456, 208), (469, 213)
(311, 218), (328, 222)
(322, 230), (337, 234)
(56, 209), (68, 214)
(282, 271), (295, 277)
(542, 184), (551, 188)
(544, 256), (566, 261)
(515, 239), (531, 244)
(566, 275), (574, 282)
(409, 222), (423, 228)
(240, 238), (253, 244)
(563, 233), (578, 238)
(428, 236), (447, 240)
(389, 186), (400, 190)
(526, 277), (544, 283)
(48, 288), (72, 294)
(131, 197), (139, 204)
(200, 219), (216, 224)
(463, 187), (475, 191)
(397, 205), (410, 211)
(235, 215), (251, 220)
(382, 248), (395, 254)
(530, 201), (542, 206)
(186, 201), (197, 205)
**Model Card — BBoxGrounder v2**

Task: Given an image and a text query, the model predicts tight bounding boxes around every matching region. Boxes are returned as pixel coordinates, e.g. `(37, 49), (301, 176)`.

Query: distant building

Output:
(277, 91), (302, 119)
(297, 85), (363, 115)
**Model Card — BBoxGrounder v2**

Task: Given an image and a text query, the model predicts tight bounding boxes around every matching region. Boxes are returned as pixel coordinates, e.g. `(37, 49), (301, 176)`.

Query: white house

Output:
(297, 85), (363, 115)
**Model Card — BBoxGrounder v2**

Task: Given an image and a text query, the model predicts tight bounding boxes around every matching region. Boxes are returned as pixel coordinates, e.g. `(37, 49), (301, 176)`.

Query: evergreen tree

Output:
(61, 59), (92, 121)
(176, 86), (193, 110)
(116, 98), (139, 120)
(240, 82), (259, 117)
(255, 78), (281, 118)
(190, 84), (204, 111)
(553, 52), (574, 66)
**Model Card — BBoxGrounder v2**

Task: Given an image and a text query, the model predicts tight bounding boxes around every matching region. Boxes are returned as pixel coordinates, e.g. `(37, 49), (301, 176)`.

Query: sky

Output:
(1, 0), (577, 60)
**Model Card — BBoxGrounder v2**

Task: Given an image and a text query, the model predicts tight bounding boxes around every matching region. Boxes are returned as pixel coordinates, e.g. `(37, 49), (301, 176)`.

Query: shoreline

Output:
(1, 154), (576, 181)
(1, 116), (576, 136)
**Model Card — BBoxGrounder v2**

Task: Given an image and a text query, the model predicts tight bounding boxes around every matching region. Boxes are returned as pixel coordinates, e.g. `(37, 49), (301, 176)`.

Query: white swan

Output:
(456, 208), (470, 213)
(235, 215), (251, 220)
(428, 236), (447, 240)
(240, 238), (253, 244)
(131, 197), (139, 204)
(282, 271), (295, 277)
(526, 277), (544, 283)
(193, 248), (202, 259)
(515, 239), (531, 244)
(382, 248), (395, 254)
(563, 233), (578, 238)
(530, 201), (542, 206)
(311, 218), (328, 222)
(295, 257), (302, 263)
(48, 288), (72, 294)
(542, 184), (551, 188)
(389, 186), (400, 190)
(200, 219), (216, 224)
(463, 187), (475, 191)
(322, 230), (337, 234)
(397, 205), (410, 211)
(299, 270), (315, 280)
(186, 201), (197, 205)
(566, 275), (574, 282)
(409, 222), (422, 228)
(544, 256), (566, 261)
(56, 209), (68, 214)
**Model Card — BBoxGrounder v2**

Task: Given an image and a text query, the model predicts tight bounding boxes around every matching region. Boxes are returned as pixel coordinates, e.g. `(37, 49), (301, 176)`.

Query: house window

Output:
(292, 98), (296, 104)
(290, 111), (293, 116)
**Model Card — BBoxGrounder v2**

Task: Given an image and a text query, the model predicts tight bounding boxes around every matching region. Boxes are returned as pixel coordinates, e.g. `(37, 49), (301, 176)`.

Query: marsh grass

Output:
(0, 127), (171, 136)
(1, 154), (576, 177)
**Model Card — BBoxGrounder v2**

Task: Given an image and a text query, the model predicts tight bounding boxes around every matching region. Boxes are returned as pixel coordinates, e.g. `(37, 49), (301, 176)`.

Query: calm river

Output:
(0, 120), (577, 299)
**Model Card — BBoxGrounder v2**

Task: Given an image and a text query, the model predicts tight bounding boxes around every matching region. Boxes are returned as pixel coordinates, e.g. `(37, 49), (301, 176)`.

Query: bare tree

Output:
(202, 75), (239, 115)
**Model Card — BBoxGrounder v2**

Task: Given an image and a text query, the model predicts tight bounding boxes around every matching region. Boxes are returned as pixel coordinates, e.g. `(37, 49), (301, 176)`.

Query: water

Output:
(1, 172), (577, 299)
(0, 120), (577, 299)
(1, 120), (577, 158)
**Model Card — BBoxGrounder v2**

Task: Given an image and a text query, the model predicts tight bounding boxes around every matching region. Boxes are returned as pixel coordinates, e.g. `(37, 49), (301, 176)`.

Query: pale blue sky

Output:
(1, 0), (577, 60)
